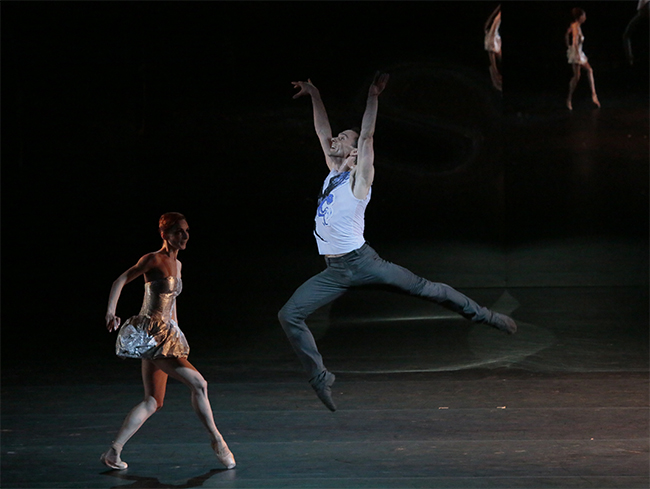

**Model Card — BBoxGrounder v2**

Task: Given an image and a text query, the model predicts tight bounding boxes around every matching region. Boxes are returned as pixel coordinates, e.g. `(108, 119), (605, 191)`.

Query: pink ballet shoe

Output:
(211, 440), (236, 469)
(592, 95), (601, 108)
(100, 450), (128, 470)
(566, 99), (573, 111)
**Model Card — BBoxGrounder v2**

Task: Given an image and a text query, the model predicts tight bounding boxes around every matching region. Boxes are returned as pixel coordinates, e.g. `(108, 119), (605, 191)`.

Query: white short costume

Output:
(567, 23), (588, 65)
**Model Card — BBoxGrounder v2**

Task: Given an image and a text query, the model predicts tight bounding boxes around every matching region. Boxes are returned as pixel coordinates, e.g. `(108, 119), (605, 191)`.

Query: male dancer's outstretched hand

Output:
(292, 79), (319, 99)
(369, 72), (390, 97)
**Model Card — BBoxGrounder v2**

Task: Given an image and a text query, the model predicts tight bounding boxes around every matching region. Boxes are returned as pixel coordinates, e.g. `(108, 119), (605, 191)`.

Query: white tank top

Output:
(314, 170), (371, 255)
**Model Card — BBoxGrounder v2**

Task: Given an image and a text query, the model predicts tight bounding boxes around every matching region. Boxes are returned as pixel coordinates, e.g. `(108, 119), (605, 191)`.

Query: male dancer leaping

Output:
(279, 73), (517, 412)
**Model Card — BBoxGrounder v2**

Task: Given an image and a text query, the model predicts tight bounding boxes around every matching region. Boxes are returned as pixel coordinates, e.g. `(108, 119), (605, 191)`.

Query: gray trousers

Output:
(278, 243), (499, 379)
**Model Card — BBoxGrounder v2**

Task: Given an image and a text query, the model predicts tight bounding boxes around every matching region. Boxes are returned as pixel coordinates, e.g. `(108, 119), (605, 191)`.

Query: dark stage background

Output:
(2, 1), (648, 368)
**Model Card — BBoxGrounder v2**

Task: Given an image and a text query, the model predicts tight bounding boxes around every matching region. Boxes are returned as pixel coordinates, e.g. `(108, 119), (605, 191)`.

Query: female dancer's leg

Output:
(153, 357), (236, 469)
(101, 359), (168, 469)
(567, 63), (581, 110)
(583, 61), (600, 107)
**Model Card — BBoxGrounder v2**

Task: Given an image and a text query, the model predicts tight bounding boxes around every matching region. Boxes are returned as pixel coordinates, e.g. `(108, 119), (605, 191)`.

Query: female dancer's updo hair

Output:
(159, 212), (186, 235)
(571, 7), (585, 20)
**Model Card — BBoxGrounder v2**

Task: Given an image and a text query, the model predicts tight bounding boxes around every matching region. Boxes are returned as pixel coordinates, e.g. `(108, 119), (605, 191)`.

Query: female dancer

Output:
(101, 212), (236, 470)
(484, 4), (502, 91)
(623, 0), (649, 66)
(565, 7), (600, 110)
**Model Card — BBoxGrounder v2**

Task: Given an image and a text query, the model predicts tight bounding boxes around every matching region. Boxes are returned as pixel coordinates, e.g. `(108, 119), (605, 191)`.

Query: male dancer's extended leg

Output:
(355, 246), (517, 334)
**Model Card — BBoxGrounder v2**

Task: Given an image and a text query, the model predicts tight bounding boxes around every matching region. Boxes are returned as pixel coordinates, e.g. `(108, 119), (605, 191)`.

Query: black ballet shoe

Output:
(310, 370), (337, 411)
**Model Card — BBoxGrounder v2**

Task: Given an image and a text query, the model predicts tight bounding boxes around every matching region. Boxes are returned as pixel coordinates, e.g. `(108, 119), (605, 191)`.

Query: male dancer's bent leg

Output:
(278, 265), (349, 411)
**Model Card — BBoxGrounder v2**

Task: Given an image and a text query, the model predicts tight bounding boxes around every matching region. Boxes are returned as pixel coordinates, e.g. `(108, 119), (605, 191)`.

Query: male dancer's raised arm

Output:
(353, 72), (389, 200)
(291, 79), (336, 170)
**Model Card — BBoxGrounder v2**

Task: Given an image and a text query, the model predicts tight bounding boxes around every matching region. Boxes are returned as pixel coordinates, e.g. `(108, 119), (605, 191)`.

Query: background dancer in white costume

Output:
(484, 4), (502, 91)
(279, 74), (518, 412)
(101, 212), (235, 471)
(623, 0), (649, 66)
(565, 7), (601, 110)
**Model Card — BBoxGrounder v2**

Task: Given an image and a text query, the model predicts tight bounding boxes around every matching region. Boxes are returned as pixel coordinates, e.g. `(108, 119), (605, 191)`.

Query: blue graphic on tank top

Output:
(317, 194), (334, 225)
(316, 172), (349, 225)
(315, 171), (350, 241)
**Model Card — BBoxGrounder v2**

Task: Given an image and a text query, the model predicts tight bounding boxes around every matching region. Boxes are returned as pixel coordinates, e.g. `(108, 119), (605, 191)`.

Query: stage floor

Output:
(2, 76), (649, 489)
(2, 259), (648, 488)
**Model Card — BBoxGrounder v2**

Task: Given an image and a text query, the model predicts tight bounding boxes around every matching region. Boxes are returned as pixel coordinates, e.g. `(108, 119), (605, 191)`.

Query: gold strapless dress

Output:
(116, 276), (190, 359)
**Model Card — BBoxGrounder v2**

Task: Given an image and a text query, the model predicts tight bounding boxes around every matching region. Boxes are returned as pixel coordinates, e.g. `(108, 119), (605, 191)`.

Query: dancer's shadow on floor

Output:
(101, 467), (235, 488)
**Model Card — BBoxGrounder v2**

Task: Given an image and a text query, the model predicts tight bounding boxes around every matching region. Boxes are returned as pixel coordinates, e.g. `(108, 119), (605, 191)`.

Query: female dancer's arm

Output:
(171, 260), (182, 324)
(105, 253), (157, 332)
(565, 24), (573, 49)
(485, 4), (501, 33)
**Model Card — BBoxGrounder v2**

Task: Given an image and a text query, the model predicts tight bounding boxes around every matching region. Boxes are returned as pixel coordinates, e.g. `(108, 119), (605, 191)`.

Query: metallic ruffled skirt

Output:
(116, 315), (190, 359)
